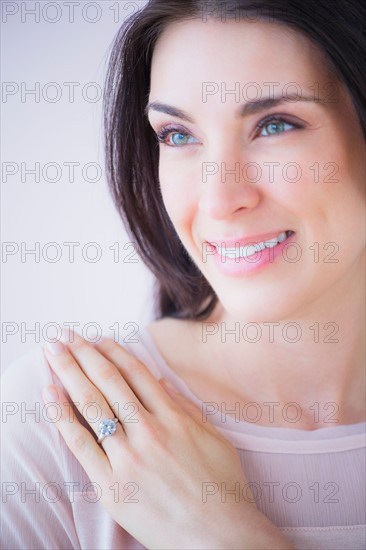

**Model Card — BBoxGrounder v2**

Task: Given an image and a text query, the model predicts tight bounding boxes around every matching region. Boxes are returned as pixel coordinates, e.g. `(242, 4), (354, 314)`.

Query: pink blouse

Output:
(1, 327), (365, 549)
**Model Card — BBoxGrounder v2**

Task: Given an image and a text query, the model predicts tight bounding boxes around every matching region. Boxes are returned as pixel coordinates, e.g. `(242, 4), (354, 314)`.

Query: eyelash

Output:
(155, 114), (304, 147)
(256, 114), (303, 135)
(155, 125), (196, 147)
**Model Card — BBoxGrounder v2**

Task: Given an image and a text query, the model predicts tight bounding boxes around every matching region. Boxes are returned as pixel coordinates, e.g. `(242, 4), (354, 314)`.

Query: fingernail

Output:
(43, 385), (59, 403)
(46, 340), (64, 355)
(160, 378), (178, 393)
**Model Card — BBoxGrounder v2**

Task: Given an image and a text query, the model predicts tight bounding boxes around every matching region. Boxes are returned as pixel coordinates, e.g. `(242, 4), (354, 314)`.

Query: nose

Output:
(198, 144), (261, 219)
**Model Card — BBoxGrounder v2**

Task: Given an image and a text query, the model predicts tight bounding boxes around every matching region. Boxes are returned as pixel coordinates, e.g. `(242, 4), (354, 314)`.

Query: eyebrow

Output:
(145, 102), (195, 122)
(145, 94), (324, 123)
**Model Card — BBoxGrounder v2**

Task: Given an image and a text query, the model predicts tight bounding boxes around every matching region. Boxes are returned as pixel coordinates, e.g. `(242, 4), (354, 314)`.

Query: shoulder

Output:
(145, 317), (203, 376)
(1, 345), (71, 460)
(1, 347), (83, 548)
(2, 345), (57, 407)
(1, 345), (92, 482)
(146, 316), (199, 342)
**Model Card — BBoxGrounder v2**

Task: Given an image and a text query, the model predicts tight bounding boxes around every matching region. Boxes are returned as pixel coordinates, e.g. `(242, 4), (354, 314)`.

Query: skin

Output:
(42, 17), (364, 549)
(147, 18), (366, 429)
(43, 332), (293, 548)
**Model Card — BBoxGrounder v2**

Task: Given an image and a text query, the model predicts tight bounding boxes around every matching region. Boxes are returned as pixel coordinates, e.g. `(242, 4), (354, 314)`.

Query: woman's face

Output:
(147, 18), (365, 322)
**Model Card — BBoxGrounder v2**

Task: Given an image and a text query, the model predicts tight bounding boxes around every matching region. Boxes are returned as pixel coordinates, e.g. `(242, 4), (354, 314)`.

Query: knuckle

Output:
(162, 408), (188, 429)
(98, 360), (117, 381)
(169, 412), (198, 439)
(125, 448), (143, 470)
(55, 353), (76, 370)
(125, 359), (145, 377)
(98, 336), (115, 349)
(138, 415), (166, 444)
(69, 430), (88, 453)
(81, 387), (100, 406)
(82, 401), (104, 424)
(120, 401), (140, 423)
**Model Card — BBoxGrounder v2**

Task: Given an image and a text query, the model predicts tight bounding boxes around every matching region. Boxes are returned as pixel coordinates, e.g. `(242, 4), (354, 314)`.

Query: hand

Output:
(42, 330), (293, 550)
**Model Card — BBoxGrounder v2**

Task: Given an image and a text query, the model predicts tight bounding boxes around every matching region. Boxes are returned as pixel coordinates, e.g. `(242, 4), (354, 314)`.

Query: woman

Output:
(2, 0), (365, 548)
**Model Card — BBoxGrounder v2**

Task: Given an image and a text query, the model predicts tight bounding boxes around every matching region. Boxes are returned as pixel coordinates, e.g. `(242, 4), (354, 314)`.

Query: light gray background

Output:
(1, 1), (155, 370)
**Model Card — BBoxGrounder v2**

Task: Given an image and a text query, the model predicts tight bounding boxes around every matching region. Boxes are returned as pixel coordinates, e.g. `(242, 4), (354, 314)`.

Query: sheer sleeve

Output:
(1, 347), (82, 549)
(1, 346), (148, 550)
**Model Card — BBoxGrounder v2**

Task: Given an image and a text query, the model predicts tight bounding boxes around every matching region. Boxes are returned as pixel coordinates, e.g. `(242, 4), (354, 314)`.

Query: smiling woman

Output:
(2, 0), (366, 549)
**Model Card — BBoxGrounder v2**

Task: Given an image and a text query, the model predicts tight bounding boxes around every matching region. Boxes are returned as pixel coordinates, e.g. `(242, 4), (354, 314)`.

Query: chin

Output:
(217, 291), (300, 325)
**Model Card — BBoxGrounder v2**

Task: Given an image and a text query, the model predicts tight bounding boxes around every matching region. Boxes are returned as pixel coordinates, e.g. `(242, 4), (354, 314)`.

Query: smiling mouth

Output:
(213, 230), (295, 259)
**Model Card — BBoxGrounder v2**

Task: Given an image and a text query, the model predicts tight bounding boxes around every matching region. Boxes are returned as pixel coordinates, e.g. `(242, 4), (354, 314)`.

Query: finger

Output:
(91, 336), (182, 415)
(43, 341), (127, 454)
(42, 383), (112, 480)
(62, 330), (146, 415)
(58, 331), (150, 432)
(159, 379), (222, 438)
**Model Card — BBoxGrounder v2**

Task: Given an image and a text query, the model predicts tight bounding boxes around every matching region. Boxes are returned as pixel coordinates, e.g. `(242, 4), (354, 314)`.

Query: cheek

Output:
(256, 129), (365, 223)
(158, 155), (198, 235)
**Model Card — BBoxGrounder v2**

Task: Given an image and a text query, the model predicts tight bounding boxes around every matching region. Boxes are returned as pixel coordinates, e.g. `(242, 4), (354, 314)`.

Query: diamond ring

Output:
(97, 418), (119, 444)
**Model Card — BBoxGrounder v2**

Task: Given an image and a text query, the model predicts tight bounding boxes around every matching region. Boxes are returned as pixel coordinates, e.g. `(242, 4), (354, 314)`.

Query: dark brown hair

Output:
(103, 0), (366, 321)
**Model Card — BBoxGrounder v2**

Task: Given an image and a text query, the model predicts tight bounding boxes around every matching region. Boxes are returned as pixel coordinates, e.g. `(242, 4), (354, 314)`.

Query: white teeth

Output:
(218, 242), (265, 259)
(263, 238), (278, 248)
(277, 231), (287, 243)
(215, 231), (289, 259)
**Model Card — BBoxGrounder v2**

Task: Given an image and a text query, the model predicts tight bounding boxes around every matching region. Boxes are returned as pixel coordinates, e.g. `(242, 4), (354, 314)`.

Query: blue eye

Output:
(257, 118), (300, 137)
(170, 132), (196, 146)
(156, 127), (199, 147)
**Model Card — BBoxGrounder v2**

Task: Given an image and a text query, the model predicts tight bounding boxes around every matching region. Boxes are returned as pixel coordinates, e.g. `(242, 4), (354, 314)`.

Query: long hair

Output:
(103, 0), (366, 321)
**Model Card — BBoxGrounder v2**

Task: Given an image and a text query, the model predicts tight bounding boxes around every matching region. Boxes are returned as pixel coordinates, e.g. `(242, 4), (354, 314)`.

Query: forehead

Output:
(150, 18), (331, 100)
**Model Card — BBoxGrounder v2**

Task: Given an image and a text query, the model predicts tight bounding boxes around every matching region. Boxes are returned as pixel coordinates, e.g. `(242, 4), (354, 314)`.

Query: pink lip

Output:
(206, 230), (291, 248)
(206, 230), (297, 276)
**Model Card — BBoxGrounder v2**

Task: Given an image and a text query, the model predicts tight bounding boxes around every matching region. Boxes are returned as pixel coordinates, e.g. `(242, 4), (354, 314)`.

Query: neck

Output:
(204, 262), (365, 427)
